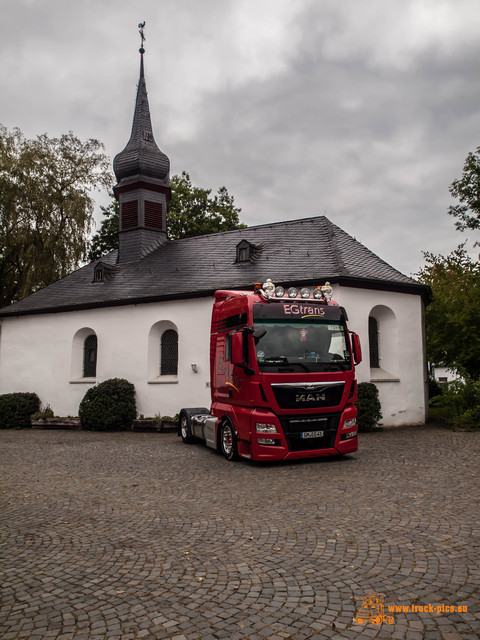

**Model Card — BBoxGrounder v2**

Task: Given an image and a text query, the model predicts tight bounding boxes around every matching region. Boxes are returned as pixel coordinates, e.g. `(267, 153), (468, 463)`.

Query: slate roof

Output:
(0, 216), (430, 317)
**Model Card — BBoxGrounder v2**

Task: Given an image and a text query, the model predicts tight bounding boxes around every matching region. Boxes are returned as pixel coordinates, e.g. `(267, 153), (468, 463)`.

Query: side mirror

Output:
(231, 332), (244, 366)
(252, 327), (266, 344)
(352, 332), (362, 365)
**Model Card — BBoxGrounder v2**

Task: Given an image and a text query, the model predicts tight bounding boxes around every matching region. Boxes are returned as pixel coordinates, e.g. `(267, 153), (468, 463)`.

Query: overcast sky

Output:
(1, 0), (479, 277)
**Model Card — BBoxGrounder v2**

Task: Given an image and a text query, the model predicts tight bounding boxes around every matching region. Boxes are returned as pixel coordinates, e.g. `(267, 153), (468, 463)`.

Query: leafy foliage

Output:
(448, 145), (480, 238)
(167, 171), (246, 239)
(87, 197), (119, 262)
(356, 382), (382, 432)
(78, 378), (136, 431)
(31, 405), (55, 420)
(0, 125), (113, 307)
(0, 392), (40, 429)
(417, 247), (480, 380)
(429, 379), (480, 431)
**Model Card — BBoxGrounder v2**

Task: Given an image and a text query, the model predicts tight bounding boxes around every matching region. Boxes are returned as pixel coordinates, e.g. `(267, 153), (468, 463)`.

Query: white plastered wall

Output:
(333, 285), (428, 426)
(0, 286), (427, 426)
(0, 298), (213, 418)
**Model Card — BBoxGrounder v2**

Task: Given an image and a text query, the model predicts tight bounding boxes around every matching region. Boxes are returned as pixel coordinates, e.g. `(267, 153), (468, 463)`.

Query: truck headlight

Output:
(344, 417), (357, 429)
(256, 423), (278, 433)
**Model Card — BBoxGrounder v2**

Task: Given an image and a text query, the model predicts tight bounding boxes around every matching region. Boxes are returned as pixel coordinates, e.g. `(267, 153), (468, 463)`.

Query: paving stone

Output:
(0, 425), (479, 639)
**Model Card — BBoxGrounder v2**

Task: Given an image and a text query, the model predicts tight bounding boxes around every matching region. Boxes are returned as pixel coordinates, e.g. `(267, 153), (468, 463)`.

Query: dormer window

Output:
(93, 266), (104, 283)
(235, 239), (263, 264)
(92, 262), (117, 284)
(238, 246), (250, 262)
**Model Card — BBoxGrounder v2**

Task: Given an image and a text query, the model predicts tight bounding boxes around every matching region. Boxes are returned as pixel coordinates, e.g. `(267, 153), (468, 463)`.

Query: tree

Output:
(87, 171), (246, 260)
(417, 246), (480, 381)
(87, 197), (118, 262)
(0, 126), (112, 307)
(167, 171), (246, 239)
(448, 145), (480, 237)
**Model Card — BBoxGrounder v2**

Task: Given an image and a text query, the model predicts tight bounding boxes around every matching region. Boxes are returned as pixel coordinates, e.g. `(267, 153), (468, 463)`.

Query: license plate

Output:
(300, 430), (324, 439)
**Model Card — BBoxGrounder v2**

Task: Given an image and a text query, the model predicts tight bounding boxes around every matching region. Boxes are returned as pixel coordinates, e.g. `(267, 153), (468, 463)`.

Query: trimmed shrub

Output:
(0, 392), (41, 429)
(79, 378), (136, 431)
(356, 382), (382, 432)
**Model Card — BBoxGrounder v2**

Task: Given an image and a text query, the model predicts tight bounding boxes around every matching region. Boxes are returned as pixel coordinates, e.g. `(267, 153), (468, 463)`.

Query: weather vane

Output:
(138, 21), (146, 51)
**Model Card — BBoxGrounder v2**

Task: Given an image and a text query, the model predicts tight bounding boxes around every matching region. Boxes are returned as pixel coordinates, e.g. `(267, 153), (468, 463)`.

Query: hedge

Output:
(0, 392), (41, 429)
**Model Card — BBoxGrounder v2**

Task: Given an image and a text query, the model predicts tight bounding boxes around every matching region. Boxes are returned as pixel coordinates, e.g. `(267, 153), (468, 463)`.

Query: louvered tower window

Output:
(145, 201), (163, 229)
(83, 334), (98, 377)
(160, 330), (178, 376)
(369, 317), (379, 368)
(121, 201), (139, 229)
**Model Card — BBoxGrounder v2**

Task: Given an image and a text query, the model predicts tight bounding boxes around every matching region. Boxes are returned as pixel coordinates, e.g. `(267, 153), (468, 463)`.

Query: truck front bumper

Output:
(247, 406), (358, 462)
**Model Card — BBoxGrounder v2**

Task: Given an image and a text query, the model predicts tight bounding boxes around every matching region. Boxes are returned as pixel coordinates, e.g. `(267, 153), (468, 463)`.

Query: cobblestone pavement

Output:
(1, 425), (479, 640)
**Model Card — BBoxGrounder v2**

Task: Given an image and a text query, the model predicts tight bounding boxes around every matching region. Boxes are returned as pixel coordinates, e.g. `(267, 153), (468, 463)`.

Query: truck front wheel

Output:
(220, 421), (239, 461)
(179, 411), (195, 444)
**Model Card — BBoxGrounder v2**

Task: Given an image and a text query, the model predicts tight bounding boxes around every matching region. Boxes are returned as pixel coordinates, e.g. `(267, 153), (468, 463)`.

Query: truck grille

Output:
(279, 414), (340, 452)
(272, 382), (344, 409)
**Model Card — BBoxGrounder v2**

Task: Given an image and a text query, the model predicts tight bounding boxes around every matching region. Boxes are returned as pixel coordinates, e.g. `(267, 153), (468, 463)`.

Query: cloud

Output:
(1, 0), (479, 275)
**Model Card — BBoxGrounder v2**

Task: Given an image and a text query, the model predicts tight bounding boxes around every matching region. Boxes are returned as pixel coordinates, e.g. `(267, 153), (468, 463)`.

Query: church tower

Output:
(113, 26), (171, 262)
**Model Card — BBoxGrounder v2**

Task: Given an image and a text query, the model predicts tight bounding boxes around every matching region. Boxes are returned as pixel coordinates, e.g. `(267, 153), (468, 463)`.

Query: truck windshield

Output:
(253, 319), (351, 373)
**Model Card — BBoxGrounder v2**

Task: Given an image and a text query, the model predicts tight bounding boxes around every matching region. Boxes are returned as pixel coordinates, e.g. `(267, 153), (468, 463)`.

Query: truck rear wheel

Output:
(220, 421), (239, 461)
(179, 411), (195, 444)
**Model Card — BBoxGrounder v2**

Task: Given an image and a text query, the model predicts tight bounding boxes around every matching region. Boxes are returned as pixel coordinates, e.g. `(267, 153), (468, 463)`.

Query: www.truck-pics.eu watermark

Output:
(354, 592), (469, 625)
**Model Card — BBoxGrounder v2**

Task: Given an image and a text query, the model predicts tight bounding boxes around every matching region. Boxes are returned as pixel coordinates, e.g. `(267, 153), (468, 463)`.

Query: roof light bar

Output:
(255, 279), (334, 302)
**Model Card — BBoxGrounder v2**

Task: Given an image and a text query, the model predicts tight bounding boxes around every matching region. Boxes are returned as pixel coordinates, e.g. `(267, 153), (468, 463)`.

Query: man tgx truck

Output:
(178, 279), (362, 462)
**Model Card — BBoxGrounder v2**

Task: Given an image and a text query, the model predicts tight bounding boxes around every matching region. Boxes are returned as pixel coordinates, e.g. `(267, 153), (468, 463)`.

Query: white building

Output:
(0, 47), (431, 427)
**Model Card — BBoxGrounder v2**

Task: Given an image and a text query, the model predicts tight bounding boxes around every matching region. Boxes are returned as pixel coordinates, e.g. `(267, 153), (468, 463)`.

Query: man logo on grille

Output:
(296, 393), (325, 403)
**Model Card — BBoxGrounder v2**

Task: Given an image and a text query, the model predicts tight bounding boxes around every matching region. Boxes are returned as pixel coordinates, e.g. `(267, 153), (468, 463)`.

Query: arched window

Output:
(147, 321), (179, 383)
(160, 329), (178, 376)
(368, 305), (398, 377)
(368, 316), (379, 368)
(83, 334), (98, 377)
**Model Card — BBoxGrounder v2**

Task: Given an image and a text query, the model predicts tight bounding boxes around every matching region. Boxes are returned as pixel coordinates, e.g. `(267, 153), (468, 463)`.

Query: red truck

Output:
(179, 280), (362, 462)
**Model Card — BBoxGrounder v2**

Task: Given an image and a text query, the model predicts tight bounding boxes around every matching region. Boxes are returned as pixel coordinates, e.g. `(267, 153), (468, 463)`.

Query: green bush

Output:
(79, 378), (136, 431)
(356, 382), (382, 432)
(31, 404), (55, 420)
(454, 406), (480, 431)
(0, 392), (40, 429)
(429, 379), (480, 431)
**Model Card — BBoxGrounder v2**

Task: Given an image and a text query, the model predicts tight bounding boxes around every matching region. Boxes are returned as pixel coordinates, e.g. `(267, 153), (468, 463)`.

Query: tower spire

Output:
(113, 22), (171, 263)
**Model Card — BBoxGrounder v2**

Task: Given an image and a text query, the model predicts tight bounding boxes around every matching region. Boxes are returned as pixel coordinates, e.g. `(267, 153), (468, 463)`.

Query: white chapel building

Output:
(0, 47), (431, 427)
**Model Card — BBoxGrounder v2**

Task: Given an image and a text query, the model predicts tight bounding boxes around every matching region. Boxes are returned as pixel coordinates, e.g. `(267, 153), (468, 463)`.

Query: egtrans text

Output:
(283, 304), (325, 316)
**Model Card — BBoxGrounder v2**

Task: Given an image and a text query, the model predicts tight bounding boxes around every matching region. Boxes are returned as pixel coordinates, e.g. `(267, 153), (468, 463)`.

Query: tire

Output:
(179, 411), (195, 444)
(220, 420), (239, 461)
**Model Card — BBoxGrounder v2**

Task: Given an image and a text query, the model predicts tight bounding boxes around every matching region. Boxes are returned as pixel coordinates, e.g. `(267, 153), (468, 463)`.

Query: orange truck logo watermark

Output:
(354, 593), (394, 625)
(354, 592), (469, 625)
